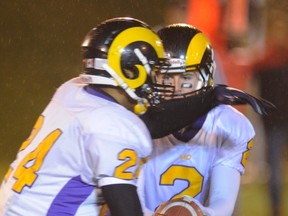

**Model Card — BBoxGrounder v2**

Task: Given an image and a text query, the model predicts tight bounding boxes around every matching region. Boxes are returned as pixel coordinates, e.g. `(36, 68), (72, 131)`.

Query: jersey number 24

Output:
(4, 115), (62, 193)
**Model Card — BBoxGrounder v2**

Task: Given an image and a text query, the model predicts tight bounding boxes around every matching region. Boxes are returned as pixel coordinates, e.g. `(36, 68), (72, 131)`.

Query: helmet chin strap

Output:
(102, 63), (148, 115)
(134, 48), (151, 74)
(80, 67), (148, 115)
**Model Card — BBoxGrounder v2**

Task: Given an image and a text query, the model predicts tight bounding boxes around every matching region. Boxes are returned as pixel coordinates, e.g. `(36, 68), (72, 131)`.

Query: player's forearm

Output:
(205, 198), (235, 216)
(206, 165), (241, 216)
(102, 184), (143, 216)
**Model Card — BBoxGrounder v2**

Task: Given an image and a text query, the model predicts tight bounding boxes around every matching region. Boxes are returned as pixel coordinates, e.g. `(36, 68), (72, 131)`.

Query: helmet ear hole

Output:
(123, 65), (139, 79)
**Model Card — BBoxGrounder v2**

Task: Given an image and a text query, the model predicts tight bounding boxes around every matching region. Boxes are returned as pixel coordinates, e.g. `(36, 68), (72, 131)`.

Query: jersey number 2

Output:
(160, 165), (203, 200)
(114, 149), (138, 180)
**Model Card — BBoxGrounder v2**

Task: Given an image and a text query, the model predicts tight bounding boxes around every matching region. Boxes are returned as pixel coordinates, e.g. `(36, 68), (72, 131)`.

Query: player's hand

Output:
(213, 85), (276, 115)
(152, 195), (215, 216)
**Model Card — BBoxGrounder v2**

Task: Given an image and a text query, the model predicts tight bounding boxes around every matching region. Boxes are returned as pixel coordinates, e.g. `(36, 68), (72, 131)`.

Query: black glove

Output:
(213, 85), (277, 115)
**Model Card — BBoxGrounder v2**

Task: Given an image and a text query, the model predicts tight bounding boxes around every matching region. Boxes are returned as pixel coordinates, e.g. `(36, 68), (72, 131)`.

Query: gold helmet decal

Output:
(186, 32), (214, 86)
(186, 32), (210, 68)
(108, 27), (164, 89)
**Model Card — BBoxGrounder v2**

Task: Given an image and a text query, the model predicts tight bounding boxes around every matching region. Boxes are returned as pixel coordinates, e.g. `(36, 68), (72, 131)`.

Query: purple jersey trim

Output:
(47, 175), (95, 215)
(173, 114), (207, 142)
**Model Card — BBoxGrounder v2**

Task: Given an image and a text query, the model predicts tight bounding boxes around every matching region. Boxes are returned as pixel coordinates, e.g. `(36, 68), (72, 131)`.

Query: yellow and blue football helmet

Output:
(154, 24), (215, 99)
(80, 17), (165, 114)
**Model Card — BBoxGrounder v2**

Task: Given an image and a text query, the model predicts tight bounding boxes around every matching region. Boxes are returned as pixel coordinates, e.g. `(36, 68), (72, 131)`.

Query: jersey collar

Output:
(85, 86), (118, 104)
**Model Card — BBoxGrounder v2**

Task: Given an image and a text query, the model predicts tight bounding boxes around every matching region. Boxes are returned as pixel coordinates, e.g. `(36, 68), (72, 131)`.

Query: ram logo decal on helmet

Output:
(186, 33), (210, 69)
(108, 26), (164, 89)
(186, 32), (215, 86)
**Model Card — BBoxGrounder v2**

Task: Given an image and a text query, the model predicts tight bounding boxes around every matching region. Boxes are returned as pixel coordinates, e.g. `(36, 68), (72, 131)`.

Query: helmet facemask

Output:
(152, 59), (213, 100)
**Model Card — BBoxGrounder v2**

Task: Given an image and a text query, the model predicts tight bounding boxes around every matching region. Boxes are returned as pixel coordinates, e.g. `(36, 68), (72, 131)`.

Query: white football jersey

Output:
(138, 105), (255, 212)
(0, 77), (152, 216)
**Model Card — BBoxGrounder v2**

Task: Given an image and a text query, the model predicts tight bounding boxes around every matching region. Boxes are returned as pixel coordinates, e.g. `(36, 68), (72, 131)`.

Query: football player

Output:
(0, 17), (165, 216)
(0, 17), (274, 216)
(138, 24), (257, 216)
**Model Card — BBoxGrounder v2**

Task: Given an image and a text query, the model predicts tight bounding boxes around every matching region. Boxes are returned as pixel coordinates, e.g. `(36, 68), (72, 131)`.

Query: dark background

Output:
(0, 0), (166, 163)
(1, 1), (288, 215)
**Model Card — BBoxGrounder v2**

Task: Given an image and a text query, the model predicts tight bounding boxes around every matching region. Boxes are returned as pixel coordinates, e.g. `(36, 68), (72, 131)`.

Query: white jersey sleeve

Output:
(212, 105), (255, 174)
(80, 104), (152, 187)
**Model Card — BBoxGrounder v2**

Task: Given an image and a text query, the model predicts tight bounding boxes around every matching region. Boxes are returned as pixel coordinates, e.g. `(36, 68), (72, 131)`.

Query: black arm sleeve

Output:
(213, 84), (276, 115)
(101, 184), (143, 216)
(141, 85), (276, 139)
(141, 87), (215, 139)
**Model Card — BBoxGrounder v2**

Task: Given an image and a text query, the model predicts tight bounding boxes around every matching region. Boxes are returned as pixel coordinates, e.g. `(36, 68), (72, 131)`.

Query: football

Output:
(153, 196), (204, 216)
